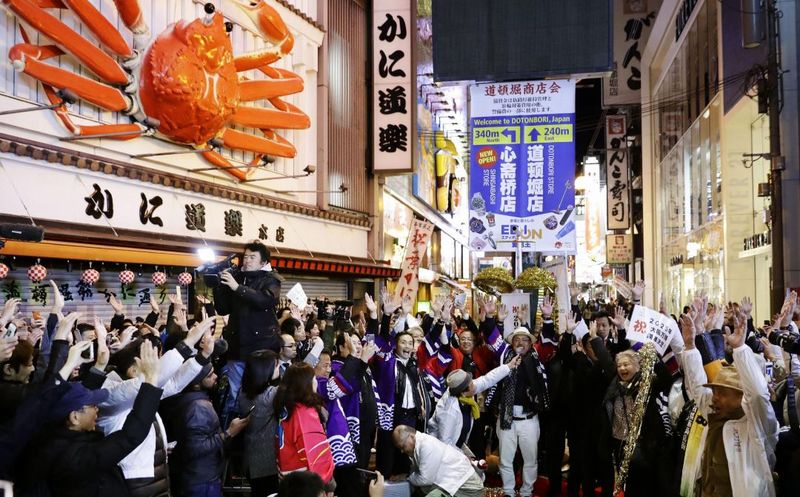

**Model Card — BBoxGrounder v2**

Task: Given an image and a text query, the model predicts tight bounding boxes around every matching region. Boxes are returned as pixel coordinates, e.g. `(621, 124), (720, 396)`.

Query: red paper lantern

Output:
(27, 264), (47, 283)
(152, 271), (167, 286)
(81, 268), (100, 285)
(119, 270), (135, 285)
(0, 263), (8, 279)
(177, 272), (193, 286)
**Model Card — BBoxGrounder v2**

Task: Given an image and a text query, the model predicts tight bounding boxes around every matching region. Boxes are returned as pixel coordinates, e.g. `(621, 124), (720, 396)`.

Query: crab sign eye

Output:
(225, 22), (234, 33)
(250, 2), (259, 6)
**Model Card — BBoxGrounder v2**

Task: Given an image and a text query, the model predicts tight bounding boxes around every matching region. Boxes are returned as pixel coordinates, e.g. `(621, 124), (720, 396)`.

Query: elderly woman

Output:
(602, 349), (675, 497)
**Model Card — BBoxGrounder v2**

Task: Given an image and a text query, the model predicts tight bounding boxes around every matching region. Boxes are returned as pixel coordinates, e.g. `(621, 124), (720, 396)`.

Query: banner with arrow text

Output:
(468, 80), (576, 253)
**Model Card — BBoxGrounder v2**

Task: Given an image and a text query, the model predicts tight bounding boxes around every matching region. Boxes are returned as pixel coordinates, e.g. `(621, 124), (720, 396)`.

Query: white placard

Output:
(500, 292), (531, 339)
(625, 305), (679, 355)
(372, 0), (413, 173)
(573, 319), (589, 342)
(286, 283), (308, 306)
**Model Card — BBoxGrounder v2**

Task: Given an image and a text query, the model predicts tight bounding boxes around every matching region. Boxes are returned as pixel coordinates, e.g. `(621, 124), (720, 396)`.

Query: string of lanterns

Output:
(0, 259), (195, 287)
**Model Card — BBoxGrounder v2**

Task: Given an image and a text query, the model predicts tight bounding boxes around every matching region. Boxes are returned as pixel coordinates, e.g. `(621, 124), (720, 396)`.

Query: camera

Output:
(767, 329), (800, 354)
(198, 253), (239, 288)
(314, 298), (353, 323)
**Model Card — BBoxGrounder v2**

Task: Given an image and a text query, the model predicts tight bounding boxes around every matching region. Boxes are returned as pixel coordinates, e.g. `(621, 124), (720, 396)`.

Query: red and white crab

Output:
(3, 0), (310, 181)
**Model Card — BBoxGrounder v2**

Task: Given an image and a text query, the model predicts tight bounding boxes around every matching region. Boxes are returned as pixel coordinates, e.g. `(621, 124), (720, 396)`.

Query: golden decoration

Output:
(514, 267), (557, 291)
(473, 267), (514, 295)
(614, 342), (659, 496)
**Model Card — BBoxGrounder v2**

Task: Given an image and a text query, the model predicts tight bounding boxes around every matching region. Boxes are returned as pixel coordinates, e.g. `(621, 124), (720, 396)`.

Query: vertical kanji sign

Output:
(373, 0), (414, 173)
(394, 219), (434, 303)
(606, 115), (630, 230)
(603, 0), (662, 107)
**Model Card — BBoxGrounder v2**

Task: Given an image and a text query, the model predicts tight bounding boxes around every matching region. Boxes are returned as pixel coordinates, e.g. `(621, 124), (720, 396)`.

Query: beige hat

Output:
(702, 364), (743, 392)
(506, 326), (534, 344)
(446, 369), (473, 396)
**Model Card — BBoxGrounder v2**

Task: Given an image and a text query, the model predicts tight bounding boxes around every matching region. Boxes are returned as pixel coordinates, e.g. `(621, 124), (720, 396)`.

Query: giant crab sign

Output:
(3, 0), (310, 181)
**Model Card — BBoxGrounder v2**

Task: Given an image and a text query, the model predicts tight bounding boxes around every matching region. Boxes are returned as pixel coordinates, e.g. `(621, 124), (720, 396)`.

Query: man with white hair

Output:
(393, 425), (483, 497)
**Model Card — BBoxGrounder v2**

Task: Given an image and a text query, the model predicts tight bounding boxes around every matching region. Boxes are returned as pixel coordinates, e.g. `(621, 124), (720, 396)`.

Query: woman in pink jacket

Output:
(274, 362), (334, 484)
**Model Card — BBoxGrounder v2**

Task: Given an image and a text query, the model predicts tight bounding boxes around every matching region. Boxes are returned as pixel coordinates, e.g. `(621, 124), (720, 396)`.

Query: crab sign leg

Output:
(49, 0), (133, 57)
(3, 0), (129, 85)
(200, 150), (249, 182)
(11, 27), (141, 138)
(219, 128), (296, 158)
(238, 68), (303, 101)
(228, 0), (295, 72)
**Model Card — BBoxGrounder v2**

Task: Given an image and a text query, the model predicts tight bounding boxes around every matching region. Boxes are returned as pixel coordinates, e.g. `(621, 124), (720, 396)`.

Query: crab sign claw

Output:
(225, 0), (295, 72)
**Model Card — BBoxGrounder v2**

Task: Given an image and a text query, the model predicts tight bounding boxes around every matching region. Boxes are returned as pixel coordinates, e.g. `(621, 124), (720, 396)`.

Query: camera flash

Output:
(197, 247), (216, 262)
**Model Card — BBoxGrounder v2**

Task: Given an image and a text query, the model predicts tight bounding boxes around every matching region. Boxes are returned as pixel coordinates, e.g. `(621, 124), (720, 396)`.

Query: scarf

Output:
(500, 356), (518, 430)
(458, 395), (481, 419)
(700, 407), (744, 497)
(396, 357), (422, 416)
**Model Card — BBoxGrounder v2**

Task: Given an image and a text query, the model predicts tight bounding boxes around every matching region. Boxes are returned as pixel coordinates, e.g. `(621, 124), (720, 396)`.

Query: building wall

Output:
(0, 0), (324, 206)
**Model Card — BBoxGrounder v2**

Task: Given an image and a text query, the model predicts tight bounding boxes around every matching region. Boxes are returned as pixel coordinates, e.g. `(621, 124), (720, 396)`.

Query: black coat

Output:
(37, 383), (163, 497)
(213, 269), (282, 359)
(166, 390), (227, 491)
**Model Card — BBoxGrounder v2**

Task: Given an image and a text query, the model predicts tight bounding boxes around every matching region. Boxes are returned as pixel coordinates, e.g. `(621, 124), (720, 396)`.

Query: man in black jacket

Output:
(38, 340), (163, 497)
(213, 241), (281, 425)
(165, 364), (249, 497)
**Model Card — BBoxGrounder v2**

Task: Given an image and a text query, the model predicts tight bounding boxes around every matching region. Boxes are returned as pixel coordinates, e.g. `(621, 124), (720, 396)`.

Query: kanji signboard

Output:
(372, 0), (414, 173)
(394, 219), (434, 304)
(468, 80), (576, 253)
(605, 115), (630, 230)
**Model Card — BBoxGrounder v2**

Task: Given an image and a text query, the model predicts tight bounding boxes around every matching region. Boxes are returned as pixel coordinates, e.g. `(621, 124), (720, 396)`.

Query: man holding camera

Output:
(214, 242), (282, 425)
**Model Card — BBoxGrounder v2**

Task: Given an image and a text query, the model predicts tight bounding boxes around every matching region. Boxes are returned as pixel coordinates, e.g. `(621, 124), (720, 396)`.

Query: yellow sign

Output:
(524, 124), (573, 143)
(472, 126), (520, 145)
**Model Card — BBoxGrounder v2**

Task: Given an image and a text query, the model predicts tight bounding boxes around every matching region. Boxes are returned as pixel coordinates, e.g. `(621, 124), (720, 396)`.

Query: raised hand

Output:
(196, 294), (211, 305)
(402, 294), (414, 315)
(185, 316), (215, 347)
(199, 331), (216, 358)
(149, 295), (160, 315)
(704, 307), (717, 332)
(50, 280), (65, 317)
(569, 282), (581, 300)
(381, 291), (401, 316)
(497, 303), (509, 322)
(0, 336), (18, 363)
(0, 298), (21, 328)
(658, 291), (667, 315)
(431, 296), (445, 318)
(109, 295), (124, 315)
(726, 311), (747, 349)
(360, 341), (378, 364)
(631, 281), (645, 301)
(119, 325), (136, 349)
(739, 296), (753, 318)
(679, 314), (695, 350)
(55, 312), (81, 343)
(137, 340), (161, 385)
(441, 298), (454, 324)
(484, 298), (497, 318)
(565, 312), (578, 334)
(364, 293), (378, 319)
(691, 295), (708, 333)
(517, 303), (529, 321)
(93, 316), (110, 371)
(60, 340), (94, 380)
(539, 296), (553, 318)
(289, 303), (302, 320)
(611, 306), (626, 329)
(172, 308), (189, 332)
(588, 320), (598, 339)
(780, 291), (797, 328)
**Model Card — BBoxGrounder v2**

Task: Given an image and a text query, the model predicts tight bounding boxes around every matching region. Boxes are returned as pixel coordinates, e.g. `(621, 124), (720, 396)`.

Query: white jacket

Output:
(409, 432), (478, 496)
(97, 348), (203, 479)
(428, 364), (511, 446)
(681, 345), (779, 497)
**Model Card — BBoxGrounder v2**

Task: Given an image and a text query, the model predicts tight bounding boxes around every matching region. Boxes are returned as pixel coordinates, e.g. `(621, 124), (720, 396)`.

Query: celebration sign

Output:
(394, 219), (434, 303)
(626, 305), (679, 355)
(469, 80), (576, 253)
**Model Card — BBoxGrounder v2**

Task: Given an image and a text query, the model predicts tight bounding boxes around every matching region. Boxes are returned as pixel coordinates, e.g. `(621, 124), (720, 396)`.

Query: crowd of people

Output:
(1, 240), (800, 497)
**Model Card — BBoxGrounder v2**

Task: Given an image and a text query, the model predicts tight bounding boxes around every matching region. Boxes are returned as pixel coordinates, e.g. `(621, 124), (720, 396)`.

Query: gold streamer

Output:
(614, 342), (658, 496)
